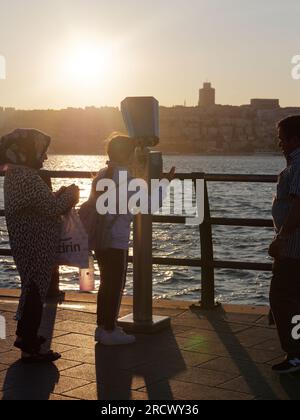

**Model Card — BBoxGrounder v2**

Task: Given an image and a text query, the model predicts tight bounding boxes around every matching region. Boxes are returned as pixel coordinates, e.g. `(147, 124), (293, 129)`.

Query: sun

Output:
(63, 44), (112, 84)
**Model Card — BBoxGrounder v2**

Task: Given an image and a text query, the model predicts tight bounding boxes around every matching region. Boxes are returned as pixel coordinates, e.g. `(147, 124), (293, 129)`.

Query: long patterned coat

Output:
(4, 166), (75, 319)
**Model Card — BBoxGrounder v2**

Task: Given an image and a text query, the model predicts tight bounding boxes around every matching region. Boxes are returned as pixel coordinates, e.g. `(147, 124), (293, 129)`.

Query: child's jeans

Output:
(96, 248), (129, 330)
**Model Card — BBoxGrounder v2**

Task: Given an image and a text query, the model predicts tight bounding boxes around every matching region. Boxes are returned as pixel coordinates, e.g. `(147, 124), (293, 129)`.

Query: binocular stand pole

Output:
(118, 212), (171, 334)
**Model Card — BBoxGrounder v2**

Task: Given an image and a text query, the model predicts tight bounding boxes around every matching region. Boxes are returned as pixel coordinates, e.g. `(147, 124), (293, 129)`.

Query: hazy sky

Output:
(0, 0), (300, 109)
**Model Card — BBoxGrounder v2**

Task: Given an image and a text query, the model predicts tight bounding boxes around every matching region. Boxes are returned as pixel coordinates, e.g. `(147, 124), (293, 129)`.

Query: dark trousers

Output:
(16, 283), (43, 353)
(96, 248), (128, 331)
(47, 266), (60, 297)
(270, 258), (300, 356)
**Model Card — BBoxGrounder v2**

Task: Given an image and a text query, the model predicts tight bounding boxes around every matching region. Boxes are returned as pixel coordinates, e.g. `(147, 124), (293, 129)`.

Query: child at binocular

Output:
(80, 133), (175, 346)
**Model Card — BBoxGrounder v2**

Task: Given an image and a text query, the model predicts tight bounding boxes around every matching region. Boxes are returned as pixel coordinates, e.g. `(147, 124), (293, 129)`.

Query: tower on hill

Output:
(198, 82), (215, 107)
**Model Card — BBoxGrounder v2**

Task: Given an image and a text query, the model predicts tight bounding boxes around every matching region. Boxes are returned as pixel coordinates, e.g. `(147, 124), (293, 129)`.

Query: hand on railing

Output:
(160, 167), (176, 182)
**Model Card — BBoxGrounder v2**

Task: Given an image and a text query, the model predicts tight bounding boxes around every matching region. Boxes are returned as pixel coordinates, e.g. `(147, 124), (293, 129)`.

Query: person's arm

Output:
(269, 198), (300, 259)
(278, 197), (300, 237)
(269, 167), (300, 258)
(278, 166), (300, 237)
(22, 170), (79, 217)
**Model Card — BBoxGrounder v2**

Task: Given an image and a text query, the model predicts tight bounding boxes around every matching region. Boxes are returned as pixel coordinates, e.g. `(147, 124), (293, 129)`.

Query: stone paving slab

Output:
(54, 321), (96, 336)
(0, 294), (299, 400)
(139, 380), (255, 400)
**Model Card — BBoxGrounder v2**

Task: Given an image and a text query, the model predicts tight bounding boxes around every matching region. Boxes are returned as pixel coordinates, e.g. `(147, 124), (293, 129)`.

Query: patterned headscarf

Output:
(0, 128), (51, 169)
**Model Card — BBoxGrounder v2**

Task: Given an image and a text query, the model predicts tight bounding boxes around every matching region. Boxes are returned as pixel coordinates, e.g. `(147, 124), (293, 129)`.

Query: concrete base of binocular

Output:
(118, 97), (171, 334)
(118, 314), (171, 334)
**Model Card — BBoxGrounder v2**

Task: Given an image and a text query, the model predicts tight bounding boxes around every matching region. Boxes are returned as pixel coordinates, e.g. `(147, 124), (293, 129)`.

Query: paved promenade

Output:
(0, 291), (299, 400)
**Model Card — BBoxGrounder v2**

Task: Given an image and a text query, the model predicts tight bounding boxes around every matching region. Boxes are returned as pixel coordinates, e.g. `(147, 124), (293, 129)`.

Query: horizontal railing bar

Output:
(1, 170), (195, 180)
(0, 249), (272, 271)
(0, 249), (12, 256)
(40, 171), (277, 183)
(153, 215), (274, 227)
(1, 171), (278, 183)
(153, 215), (186, 224)
(213, 260), (272, 271)
(204, 174), (277, 183)
(0, 211), (274, 231)
(0, 211), (274, 228)
(211, 218), (274, 227)
(0, 170), (97, 179)
(127, 255), (272, 271)
(152, 257), (201, 267)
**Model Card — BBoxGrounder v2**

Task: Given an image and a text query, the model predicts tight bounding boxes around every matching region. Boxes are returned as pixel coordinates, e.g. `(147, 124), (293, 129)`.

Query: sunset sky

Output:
(0, 0), (300, 109)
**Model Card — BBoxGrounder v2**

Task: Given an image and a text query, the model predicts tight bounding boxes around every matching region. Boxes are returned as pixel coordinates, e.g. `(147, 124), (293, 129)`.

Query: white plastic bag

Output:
(56, 209), (89, 269)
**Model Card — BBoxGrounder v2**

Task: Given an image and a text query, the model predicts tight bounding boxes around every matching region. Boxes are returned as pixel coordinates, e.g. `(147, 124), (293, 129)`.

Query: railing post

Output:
(194, 175), (216, 309)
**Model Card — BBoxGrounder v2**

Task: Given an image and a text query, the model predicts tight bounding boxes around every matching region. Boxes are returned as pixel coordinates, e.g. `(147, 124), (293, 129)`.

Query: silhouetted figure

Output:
(269, 115), (300, 374)
(0, 128), (79, 363)
(81, 133), (175, 346)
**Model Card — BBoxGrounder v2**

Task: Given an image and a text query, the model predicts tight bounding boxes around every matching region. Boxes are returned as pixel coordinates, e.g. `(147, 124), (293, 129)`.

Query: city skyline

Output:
(0, 82), (291, 112)
(0, 0), (300, 109)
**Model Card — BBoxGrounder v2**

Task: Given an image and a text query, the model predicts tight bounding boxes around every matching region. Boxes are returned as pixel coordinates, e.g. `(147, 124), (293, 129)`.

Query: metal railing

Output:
(0, 170), (277, 309)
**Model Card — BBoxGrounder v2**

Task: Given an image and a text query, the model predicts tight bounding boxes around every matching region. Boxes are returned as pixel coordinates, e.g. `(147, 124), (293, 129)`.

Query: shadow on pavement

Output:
(95, 328), (186, 400)
(2, 361), (59, 400)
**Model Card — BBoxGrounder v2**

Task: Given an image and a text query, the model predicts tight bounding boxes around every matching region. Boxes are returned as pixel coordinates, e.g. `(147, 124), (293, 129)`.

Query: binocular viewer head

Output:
(121, 96), (162, 180)
(121, 97), (160, 148)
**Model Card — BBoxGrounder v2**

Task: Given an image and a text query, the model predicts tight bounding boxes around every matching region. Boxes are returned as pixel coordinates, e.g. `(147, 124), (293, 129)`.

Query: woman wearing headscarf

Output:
(0, 128), (79, 363)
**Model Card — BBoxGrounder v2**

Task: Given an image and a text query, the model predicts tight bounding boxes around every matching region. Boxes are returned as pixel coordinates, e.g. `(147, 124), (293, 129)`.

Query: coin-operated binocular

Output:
(121, 96), (163, 182)
(119, 97), (170, 333)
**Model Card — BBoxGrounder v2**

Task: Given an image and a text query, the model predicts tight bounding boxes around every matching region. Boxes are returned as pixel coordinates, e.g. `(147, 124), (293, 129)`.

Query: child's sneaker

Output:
(95, 327), (136, 346)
